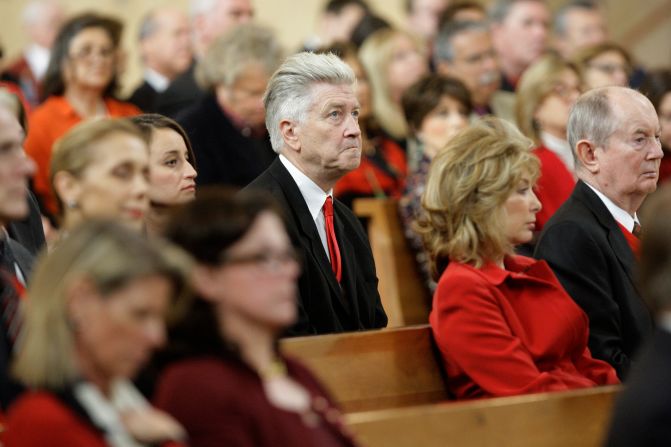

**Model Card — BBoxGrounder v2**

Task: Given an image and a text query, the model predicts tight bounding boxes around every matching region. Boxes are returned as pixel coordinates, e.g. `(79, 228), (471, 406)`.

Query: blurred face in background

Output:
(204, 211), (300, 333)
(216, 63), (269, 129)
(534, 68), (582, 140)
(492, 1), (550, 71)
(418, 94), (470, 158)
(386, 33), (428, 103)
(438, 29), (500, 107)
(63, 27), (116, 92)
(556, 7), (607, 59)
(583, 50), (630, 90)
(659, 92), (671, 150)
(141, 8), (193, 80)
(0, 108), (35, 225)
(74, 274), (173, 385)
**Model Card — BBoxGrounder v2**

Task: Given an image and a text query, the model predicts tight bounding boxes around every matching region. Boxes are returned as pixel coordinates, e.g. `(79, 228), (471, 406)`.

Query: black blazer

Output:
(155, 63), (204, 118)
(128, 80), (159, 113)
(178, 94), (276, 189)
(534, 180), (653, 378)
(604, 329), (671, 447)
(245, 158), (387, 335)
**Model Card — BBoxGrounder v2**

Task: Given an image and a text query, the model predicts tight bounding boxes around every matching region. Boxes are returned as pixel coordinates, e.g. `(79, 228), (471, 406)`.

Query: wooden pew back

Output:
(280, 325), (448, 413)
(347, 385), (621, 447)
(353, 198), (430, 327)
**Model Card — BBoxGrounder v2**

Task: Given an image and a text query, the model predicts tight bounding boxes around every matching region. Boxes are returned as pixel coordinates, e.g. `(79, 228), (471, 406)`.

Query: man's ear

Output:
(279, 119), (301, 153)
(575, 139), (599, 174)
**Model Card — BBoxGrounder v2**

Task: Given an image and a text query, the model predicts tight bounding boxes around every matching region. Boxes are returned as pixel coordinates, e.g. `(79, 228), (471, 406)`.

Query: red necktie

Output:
(323, 196), (342, 282)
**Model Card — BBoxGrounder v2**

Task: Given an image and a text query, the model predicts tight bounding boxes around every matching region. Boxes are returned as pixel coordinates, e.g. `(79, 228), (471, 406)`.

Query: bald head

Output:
(570, 86), (662, 214)
(139, 7), (193, 80)
(23, 0), (64, 48)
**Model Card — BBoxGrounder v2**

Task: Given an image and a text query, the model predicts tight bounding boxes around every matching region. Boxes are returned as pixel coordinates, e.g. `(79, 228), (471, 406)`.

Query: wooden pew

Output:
(280, 325), (448, 413)
(347, 385), (621, 447)
(353, 198), (430, 327)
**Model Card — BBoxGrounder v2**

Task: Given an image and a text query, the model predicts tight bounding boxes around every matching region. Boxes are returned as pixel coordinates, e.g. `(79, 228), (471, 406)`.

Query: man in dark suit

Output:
(0, 106), (39, 409)
(246, 52), (387, 336)
(535, 86), (662, 378)
(128, 7), (192, 112)
(156, 0), (255, 117)
(604, 184), (671, 447)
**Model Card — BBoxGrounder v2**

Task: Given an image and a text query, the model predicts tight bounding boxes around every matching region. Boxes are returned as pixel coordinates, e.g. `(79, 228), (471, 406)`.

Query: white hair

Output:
(263, 52), (356, 153)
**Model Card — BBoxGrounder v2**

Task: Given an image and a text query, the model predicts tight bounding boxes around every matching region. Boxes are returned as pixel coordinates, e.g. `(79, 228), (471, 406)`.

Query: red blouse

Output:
(533, 146), (575, 231)
(430, 255), (619, 400)
(24, 95), (140, 217)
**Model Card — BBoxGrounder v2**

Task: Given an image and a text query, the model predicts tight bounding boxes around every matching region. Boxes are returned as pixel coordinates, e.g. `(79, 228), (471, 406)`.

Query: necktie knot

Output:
(323, 196), (334, 218)
(633, 222), (642, 238)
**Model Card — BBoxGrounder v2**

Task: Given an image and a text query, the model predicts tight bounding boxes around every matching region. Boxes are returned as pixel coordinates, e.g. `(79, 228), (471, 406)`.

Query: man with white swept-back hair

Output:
(535, 86), (663, 379)
(246, 52), (387, 336)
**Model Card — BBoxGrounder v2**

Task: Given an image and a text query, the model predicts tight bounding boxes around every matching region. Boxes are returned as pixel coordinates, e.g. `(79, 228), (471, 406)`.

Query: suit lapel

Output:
(268, 160), (346, 305)
(574, 181), (637, 285)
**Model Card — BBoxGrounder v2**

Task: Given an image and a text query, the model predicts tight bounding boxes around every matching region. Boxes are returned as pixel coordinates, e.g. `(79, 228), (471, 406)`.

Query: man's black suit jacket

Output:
(534, 180), (653, 378)
(128, 80), (159, 113)
(604, 329), (671, 446)
(245, 158), (388, 335)
(155, 63), (204, 118)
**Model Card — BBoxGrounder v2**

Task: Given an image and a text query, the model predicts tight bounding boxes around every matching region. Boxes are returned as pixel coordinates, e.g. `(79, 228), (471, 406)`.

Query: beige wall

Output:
(0, 0), (669, 96)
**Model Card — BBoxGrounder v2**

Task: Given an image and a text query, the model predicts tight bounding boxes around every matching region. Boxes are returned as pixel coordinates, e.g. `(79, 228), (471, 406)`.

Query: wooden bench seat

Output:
(280, 325), (448, 413)
(347, 385), (621, 447)
(353, 198), (430, 327)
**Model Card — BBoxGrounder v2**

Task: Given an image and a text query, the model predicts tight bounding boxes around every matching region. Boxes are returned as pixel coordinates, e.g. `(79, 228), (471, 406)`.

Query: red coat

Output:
(533, 146), (575, 231)
(334, 138), (406, 205)
(429, 255), (619, 400)
(4, 391), (185, 447)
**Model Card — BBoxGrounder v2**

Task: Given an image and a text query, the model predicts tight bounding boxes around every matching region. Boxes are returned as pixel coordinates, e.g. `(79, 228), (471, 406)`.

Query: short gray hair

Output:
(190, 0), (218, 17)
(554, 0), (599, 37)
(489, 0), (546, 23)
(434, 20), (489, 64)
(264, 52), (356, 153)
(567, 87), (618, 165)
(195, 24), (283, 91)
(138, 9), (159, 41)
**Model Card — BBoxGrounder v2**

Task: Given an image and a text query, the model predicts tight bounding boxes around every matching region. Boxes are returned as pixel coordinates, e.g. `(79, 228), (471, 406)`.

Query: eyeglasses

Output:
(587, 63), (631, 77)
(220, 248), (301, 272)
(549, 82), (582, 100)
(68, 46), (116, 62)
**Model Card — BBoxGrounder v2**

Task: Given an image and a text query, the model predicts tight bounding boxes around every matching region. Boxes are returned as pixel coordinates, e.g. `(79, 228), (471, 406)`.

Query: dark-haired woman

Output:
(154, 189), (360, 447)
(24, 13), (139, 219)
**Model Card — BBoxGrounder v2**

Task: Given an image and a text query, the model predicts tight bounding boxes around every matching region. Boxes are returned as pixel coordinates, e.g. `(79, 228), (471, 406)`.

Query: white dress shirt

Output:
(585, 182), (640, 233)
(24, 44), (50, 81)
(541, 131), (575, 173)
(144, 68), (170, 93)
(279, 155), (332, 259)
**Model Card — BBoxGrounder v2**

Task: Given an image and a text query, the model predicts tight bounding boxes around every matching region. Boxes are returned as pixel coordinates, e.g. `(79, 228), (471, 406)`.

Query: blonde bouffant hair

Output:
(417, 117), (539, 277)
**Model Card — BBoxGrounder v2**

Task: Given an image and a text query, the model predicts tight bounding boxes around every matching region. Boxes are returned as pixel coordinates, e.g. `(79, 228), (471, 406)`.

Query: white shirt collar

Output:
(659, 311), (671, 334)
(144, 68), (170, 93)
(24, 44), (50, 81)
(541, 131), (575, 173)
(585, 182), (639, 232)
(279, 154), (332, 221)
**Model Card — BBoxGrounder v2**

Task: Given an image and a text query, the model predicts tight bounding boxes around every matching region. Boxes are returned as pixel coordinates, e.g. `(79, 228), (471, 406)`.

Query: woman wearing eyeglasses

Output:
(24, 13), (139, 221)
(515, 53), (581, 240)
(153, 188), (360, 447)
(573, 42), (632, 91)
